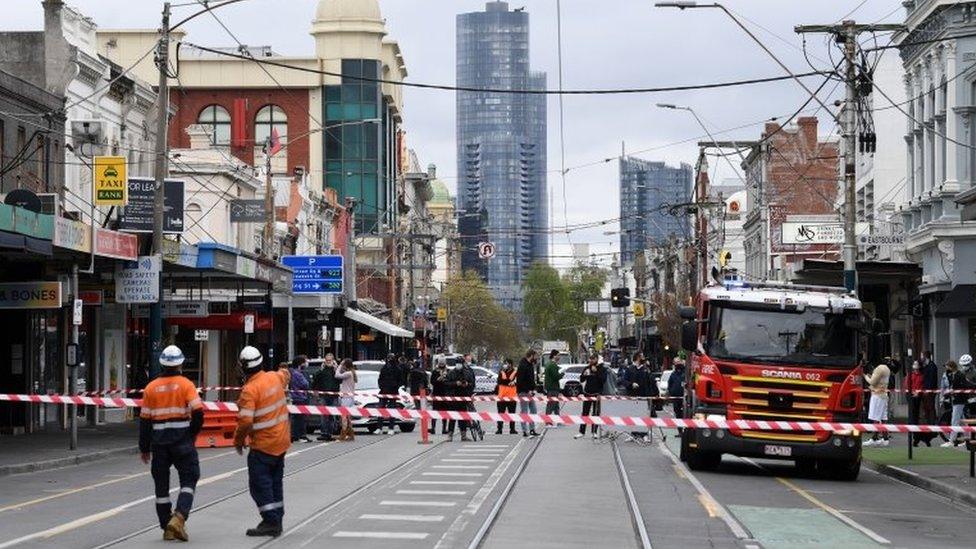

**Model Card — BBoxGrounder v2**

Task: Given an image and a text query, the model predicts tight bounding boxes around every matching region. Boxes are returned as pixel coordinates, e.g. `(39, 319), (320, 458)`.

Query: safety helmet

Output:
(159, 345), (185, 368)
(960, 354), (973, 368)
(239, 346), (263, 371)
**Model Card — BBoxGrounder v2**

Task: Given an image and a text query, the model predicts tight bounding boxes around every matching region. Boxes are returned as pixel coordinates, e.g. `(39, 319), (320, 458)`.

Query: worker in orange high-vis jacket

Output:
(139, 345), (204, 542)
(234, 345), (291, 538)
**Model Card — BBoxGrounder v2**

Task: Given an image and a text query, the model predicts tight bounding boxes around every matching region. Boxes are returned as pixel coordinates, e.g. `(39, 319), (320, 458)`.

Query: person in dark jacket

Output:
(311, 353), (339, 441)
(445, 357), (476, 441)
(668, 358), (686, 421)
(920, 350), (939, 426)
(430, 359), (449, 434)
(943, 356), (974, 447)
(517, 350), (540, 437)
(626, 353), (655, 440)
(408, 359), (429, 396)
(398, 355), (411, 391)
(543, 350), (563, 417)
(289, 356), (312, 443)
(575, 354), (605, 439)
(378, 356), (402, 435)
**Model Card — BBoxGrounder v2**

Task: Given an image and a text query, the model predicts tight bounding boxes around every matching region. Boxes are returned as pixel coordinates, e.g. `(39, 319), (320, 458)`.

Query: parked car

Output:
(559, 364), (586, 396)
(472, 366), (497, 394)
(349, 370), (415, 433)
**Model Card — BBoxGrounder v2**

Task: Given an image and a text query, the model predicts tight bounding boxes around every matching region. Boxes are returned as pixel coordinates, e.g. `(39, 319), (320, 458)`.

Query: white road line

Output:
(655, 441), (752, 541)
(359, 514), (445, 522)
(410, 481), (477, 485)
(468, 445), (511, 448)
(421, 472), (484, 477)
(380, 500), (457, 507)
(396, 490), (467, 496)
(441, 459), (495, 463)
(333, 531), (429, 539)
(432, 465), (490, 469)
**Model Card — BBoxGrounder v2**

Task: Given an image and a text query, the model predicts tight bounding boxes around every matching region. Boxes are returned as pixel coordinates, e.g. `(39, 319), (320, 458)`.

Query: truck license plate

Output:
(764, 444), (792, 457)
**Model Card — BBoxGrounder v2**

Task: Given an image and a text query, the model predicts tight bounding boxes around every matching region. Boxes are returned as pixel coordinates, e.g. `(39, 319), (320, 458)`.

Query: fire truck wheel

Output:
(820, 457), (861, 481)
(686, 448), (721, 471)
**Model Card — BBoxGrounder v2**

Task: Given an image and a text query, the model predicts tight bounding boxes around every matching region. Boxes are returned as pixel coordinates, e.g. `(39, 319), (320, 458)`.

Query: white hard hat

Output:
(159, 345), (185, 367)
(960, 354), (973, 368)
(239, 346), (263, 370)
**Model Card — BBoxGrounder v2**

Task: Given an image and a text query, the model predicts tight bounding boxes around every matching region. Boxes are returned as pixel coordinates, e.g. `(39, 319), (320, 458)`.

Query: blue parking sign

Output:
(281, 255), (344, 294)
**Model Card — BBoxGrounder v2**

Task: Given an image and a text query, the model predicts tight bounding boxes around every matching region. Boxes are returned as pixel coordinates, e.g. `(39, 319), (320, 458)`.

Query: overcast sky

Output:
(8, 0), (905, 268)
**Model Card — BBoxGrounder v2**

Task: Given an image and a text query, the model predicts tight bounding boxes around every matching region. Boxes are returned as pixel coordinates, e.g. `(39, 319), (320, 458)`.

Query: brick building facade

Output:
(742, 117), (840, 281)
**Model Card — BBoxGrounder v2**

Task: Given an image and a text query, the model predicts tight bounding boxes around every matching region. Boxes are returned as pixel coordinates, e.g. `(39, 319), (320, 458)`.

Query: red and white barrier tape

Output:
(2, 393), (975, 435)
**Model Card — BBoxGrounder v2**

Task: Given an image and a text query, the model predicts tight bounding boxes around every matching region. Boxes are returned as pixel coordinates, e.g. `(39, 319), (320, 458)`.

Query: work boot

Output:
(246, 520), (282, 537)
(460, 432), (471, 442)
(164, 511), (188, 542)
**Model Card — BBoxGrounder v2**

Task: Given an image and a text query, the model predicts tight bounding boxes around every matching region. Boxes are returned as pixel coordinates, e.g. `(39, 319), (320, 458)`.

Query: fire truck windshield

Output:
(706, 303), (857, 368)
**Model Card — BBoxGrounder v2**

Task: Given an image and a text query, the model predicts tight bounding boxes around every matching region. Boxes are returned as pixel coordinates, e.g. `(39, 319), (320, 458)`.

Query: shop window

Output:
(197, 105), (231, 146)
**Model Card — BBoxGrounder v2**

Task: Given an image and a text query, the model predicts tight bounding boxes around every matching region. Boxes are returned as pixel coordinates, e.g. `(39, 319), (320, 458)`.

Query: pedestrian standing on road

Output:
(575, 354), (606, 440)
(431, 359), (449, 435)
(517, 349), (540, 437)
(288, 356), (312, 443)
(335, 359), (358, 441)
(378, 356), (402, 435)
(668, 358), (686, 421)
(864, 361), (891, 447)
(446, 355), (476, 441)
(942, 357), (974, 447)
(139, 345), (203, 542)
(496, 359), (518, 434)
(626, 352), (655, 441)
(234, 346), (291, 538)
(543, 350), (563, 419)
(311, 353), (339, 441)
(398, 355), (411, 392)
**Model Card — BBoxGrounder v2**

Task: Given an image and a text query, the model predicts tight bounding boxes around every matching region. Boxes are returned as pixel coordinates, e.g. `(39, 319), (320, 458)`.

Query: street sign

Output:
(436, 307), (447, 322)
(119, 177), (184, 233)
(194, 329), (209, 342)
(0, 282), (62, 309)
(632, 302), (645, 318)
(281, 255), (344, 294)
(93, 156), (127, 206)
(334, 327), (343, 341)
(115, 255), (161, 304)
(478, 241), (495, 259)
(583, 299), (614, 315)
(244, 314), (255, 334)
(858, 233), (906, 246)
(73, 299), (83, 325)
(781, 222), (870, 245)
(229, 199), (267, 223)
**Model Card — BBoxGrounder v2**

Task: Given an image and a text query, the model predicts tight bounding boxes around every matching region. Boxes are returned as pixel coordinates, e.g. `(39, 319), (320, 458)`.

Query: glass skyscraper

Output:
(457, 1), (548, 312)
(619, 157), (693, 264)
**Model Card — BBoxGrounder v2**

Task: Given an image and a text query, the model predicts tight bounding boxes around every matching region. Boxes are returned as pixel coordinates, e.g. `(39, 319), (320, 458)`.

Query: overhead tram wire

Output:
(180, 43), (832, 96)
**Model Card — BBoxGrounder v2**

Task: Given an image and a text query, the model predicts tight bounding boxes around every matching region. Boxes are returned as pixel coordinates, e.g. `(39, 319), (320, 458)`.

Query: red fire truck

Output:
(678, 274), (865, 480)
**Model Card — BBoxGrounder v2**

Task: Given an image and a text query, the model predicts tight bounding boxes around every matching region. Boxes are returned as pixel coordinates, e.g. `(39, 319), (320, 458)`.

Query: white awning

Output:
(344, 308), (414, 338)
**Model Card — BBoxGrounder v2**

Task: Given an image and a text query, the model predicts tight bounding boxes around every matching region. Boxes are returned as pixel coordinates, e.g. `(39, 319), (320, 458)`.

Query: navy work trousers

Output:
(151, 441), (200, 529)
(248, 449), (285, 524)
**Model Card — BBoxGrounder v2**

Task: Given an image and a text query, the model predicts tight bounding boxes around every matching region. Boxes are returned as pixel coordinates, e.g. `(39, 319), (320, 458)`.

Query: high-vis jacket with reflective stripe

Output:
(139, 374), (203, 448)
(235, 369), (291, 456)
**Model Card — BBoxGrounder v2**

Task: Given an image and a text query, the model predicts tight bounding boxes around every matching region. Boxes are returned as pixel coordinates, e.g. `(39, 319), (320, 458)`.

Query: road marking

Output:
(468, 445), (511, 448)
(380, 500), (457, 507)
(441, 459), (495, 463)
(359, 514), (444, 522)
(774, 477), (891, 545)
(333, 531), (429, 539)
(410, 481), (476, 485)
(0, 449), (236, 514)
(432, 465), (490, 469)
(672, 464), (686, 479)
(655, 441), (752, 540)
(421, 472), (484, 477)
(0, 443), (332, 547)
(396, 490), (467, 496)
(698, 494), (719, 518)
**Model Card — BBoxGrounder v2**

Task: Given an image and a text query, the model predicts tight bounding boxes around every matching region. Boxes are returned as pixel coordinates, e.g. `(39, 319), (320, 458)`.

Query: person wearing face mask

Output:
(311, 353), (339, 441)
(496, 359), (518, 434)
(430, 359), (449, 435)
(517, 349), (540, 437)
(445, 355), (476, 441)
(906, 360), (927, 446)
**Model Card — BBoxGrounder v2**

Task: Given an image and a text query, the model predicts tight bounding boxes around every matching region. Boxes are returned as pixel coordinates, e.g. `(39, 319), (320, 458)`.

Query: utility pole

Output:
(149, 2), (171, 379)
(262, 139), (274, 258)
(795, 20), (903, 294)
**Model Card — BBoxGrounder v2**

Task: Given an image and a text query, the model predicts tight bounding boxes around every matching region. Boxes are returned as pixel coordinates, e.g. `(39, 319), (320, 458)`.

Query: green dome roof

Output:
(429, 178), (452, 205)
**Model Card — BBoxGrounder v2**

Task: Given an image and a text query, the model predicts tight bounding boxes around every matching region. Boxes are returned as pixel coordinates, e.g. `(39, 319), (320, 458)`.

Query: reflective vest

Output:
(139, 374), (202, 446)
(497, 369), (517, 399)
(235, 369), (291, 456)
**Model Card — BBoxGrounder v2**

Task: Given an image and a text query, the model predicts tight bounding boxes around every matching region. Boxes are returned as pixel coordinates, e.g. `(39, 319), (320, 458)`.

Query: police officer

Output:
(233, 346), (291, 537)
(139, 345), (203, 541)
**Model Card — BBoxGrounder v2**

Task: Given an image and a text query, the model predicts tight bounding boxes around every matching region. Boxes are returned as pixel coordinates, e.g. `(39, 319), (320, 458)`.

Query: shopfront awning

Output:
(934, 285), (976, 318)
(344, 307), (414, 338)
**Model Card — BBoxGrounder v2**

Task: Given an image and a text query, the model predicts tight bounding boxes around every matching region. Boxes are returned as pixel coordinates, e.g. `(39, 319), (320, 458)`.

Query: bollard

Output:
(418, 387), (431, 445)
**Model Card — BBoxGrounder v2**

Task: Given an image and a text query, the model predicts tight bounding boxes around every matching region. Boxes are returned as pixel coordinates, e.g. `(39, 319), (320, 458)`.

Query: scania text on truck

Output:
(678, 276), (865, 480)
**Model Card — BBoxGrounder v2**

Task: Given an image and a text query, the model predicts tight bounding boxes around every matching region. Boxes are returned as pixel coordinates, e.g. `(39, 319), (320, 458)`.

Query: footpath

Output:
(861, 432), (976, 508)
(0, 421), (138, 476)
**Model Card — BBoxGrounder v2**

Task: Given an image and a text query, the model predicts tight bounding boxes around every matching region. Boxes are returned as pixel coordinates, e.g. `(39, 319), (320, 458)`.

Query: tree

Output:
(523, 262), (607, 350)
(442, 270), (522, 359)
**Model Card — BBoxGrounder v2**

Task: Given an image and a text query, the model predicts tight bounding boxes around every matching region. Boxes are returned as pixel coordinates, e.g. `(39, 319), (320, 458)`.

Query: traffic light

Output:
(610, 287), (630, 308)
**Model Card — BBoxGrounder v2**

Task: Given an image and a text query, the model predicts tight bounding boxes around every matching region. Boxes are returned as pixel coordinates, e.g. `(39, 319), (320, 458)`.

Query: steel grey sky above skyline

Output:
(6, 0), (903, 266)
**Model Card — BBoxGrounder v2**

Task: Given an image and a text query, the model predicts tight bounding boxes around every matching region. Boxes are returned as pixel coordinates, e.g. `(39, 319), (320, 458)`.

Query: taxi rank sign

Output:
(281, 255), (343, 294)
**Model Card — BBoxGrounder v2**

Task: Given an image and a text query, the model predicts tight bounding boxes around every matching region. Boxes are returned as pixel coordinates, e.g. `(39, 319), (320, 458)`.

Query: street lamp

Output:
(654, 2), (837, 121)
(654, 103), (744, 176)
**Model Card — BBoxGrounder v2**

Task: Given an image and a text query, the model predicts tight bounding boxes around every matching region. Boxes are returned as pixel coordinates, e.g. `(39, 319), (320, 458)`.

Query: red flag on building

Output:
(267, 127), (282, 157)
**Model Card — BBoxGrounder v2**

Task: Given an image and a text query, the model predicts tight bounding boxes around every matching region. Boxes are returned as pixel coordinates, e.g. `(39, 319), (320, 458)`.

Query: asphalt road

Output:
(0, 405), (974, 548)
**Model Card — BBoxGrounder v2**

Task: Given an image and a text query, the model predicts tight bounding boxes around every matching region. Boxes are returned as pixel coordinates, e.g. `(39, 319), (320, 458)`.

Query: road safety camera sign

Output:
(115, 255), (161, 304)
(93, 156), (127, 206)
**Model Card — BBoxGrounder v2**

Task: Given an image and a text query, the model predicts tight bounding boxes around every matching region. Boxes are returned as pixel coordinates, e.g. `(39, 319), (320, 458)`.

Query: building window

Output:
(197, 105), (231, 146)
(254, 105), (288, 146)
